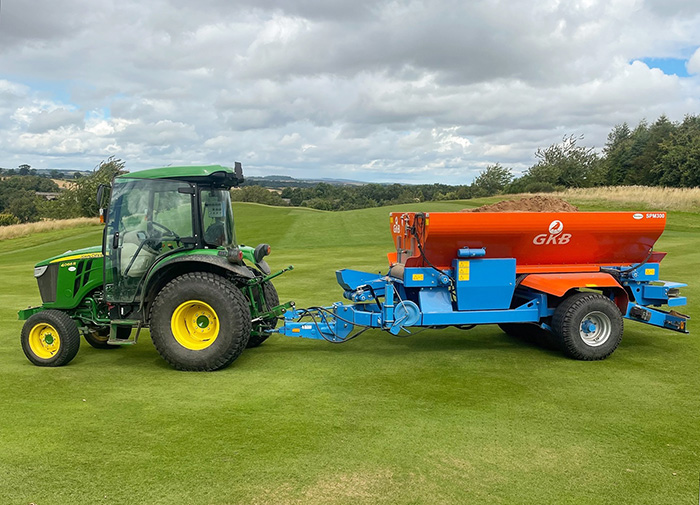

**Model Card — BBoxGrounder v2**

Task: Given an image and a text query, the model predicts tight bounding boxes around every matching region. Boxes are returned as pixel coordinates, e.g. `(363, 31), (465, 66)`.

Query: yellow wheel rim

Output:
(171, 300), (220, 350)
(28, 323), (61, 359)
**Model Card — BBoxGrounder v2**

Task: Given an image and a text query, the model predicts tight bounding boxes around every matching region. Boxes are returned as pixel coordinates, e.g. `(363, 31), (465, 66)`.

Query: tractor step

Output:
(108, 321), (141, 345)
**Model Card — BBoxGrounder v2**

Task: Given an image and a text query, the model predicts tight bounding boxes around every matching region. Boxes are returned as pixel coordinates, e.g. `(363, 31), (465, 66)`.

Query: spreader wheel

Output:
(247, 281), (280, 349)
(498, 323), (560, 350)
(21, 310), (81, 367)
(552, 292), (623, 360)
(150, 272), (251, 371)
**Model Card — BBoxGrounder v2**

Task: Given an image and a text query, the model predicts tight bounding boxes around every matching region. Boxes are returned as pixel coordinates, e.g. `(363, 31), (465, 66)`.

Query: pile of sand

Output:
(463, 196), (579, 213)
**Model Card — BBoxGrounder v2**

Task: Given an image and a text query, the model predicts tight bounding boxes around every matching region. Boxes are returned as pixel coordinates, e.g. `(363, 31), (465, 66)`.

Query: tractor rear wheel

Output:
(21, 310), (81, 367)
(149, 272), (251, 371)
(247, 281), (280, 348)
(552, 292), (623, 360)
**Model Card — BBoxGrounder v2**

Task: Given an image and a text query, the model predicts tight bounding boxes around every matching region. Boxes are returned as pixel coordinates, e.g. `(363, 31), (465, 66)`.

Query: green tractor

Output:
(18, 164), (291, 371)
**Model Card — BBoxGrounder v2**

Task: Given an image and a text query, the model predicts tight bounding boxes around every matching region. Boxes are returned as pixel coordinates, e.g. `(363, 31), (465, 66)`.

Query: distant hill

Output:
(245, 175), (370, 189)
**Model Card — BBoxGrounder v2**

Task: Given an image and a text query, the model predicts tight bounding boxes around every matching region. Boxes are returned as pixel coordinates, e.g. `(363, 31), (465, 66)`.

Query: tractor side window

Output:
(201, 190), (236, 248)
(153, 191), (193, 239)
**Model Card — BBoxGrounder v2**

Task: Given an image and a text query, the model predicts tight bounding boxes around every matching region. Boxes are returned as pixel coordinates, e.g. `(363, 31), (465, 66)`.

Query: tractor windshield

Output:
(201, 189), (236, 248)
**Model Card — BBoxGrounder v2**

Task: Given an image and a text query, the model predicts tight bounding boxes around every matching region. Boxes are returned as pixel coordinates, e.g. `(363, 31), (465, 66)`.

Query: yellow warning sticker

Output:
(458, 261), (470, 281)
(645, 268), (655, 276)
(412, 273), (424, 281)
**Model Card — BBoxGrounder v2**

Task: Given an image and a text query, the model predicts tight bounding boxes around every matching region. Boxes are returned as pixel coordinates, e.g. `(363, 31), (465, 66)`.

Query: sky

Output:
(1, 0), (699, 184)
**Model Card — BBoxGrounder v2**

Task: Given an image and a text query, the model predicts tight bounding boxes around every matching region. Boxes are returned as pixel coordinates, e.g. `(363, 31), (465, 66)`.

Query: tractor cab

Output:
(103, 165), (241, 305)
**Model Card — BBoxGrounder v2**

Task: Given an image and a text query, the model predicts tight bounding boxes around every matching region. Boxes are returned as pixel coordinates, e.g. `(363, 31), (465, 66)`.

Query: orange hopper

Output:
(389, 211), (667, 274)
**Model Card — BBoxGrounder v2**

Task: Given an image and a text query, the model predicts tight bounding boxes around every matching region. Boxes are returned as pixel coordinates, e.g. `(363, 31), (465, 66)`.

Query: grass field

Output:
(1, 200), (698, 504)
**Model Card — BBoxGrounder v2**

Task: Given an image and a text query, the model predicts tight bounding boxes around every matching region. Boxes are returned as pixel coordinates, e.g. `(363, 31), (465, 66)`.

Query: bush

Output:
(0, 213), (20, 226)
(49, 157), (126, 218)
(524, 181), (557, 193)
(230, 186), (289, 206)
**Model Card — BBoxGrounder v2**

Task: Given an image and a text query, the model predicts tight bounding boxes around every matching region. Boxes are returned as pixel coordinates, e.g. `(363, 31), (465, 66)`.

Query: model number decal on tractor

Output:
(533, 220), (572, 245)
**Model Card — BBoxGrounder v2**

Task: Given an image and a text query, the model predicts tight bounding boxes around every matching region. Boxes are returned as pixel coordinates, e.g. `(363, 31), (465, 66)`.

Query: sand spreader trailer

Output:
(272, 211), (689, 360)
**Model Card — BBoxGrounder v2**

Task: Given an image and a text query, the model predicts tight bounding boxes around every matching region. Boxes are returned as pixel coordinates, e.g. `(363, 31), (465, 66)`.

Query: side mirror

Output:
(254, 243), (271, 264)
(96, 184), (111, 223)
(96, 184), (111, 207)
(234, 161), (244, 185)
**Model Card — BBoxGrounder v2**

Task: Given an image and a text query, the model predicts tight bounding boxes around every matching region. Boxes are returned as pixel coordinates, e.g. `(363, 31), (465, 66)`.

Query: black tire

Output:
(149, 272), (251, 371)
(247, 281), (280, 348)
(84, 326), (131, 349)
(498, 322), (560, 350)
(498, 323), (535, 339)
(552, 292), (623, 360)
(21, 310), (81, 367)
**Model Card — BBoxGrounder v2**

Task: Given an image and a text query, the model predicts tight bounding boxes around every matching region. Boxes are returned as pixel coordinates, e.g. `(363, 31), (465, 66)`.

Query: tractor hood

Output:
(35, 245), (103, 268)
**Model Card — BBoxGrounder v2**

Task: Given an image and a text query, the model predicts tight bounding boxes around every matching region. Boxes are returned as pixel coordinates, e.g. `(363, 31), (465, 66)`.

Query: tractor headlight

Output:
(34, 265), (48, 278)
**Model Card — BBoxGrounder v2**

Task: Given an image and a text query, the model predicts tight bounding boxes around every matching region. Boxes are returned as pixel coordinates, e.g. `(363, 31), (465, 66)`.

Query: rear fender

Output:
(520, 272), (629, 313)
(140, 254), (254, 316)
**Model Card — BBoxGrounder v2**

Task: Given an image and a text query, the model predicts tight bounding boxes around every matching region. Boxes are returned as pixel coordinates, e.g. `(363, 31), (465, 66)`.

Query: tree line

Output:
(1, 114), (698, 223)
(231, 114), (700, 210)
(0, 158), (124, 224)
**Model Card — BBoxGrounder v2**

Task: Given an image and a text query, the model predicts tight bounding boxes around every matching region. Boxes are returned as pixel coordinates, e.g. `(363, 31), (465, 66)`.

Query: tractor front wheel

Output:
(552, 292), (623, 360)
(21, 310), (81, 367)
(149, 272), (251, 371)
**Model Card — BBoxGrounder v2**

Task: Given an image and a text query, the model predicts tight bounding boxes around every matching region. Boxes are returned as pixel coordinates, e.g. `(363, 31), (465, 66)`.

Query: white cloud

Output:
(688, 47), (700, 75)
(0, 0), (699, 182)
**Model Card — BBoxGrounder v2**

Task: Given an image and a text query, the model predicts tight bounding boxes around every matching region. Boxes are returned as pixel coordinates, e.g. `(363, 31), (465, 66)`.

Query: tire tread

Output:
(150, 272), (251, 371)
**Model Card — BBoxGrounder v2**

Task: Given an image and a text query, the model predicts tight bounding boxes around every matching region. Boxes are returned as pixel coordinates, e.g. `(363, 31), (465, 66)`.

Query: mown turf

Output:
(0, 201), (698, 504)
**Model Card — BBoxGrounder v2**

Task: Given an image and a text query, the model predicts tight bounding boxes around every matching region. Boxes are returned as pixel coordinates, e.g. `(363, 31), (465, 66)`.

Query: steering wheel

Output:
(151, 221), (181, 242)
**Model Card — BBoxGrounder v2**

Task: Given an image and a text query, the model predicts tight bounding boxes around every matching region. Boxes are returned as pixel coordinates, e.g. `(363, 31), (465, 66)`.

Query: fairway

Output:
(1, 201), (698, 504)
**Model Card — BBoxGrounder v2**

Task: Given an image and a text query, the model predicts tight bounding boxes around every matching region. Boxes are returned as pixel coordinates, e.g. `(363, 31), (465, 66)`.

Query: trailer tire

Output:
(247, 281), (280, 348)
(84, 326), (130, 349)
(21, 310), (81, 367)
(498, 323), (560, 350)
(150, 272), (251, 371)
(552, 292), (623, 360)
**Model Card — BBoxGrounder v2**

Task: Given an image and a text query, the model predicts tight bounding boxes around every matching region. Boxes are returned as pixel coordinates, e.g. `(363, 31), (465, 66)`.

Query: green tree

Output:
(230, 185), (289, 206)
(471, 163), (513, 196)
(7, 189), (39, 222)
(526, 135), (602, 188)
(636, 115), (674, 185)
(655, 114), (700, 187)
(51, 158), (127, 218)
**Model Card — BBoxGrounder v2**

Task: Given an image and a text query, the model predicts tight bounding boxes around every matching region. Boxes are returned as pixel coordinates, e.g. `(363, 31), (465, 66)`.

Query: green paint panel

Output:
(119, 165), (233, 180)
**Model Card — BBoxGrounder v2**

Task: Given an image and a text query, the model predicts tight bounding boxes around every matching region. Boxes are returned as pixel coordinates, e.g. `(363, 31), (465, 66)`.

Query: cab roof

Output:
(117, 164), (244, 187)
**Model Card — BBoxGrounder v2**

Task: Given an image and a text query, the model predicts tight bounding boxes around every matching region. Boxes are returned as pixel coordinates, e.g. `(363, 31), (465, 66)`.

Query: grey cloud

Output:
(0, 0), (699, 183)
(25, 108), (85, 133)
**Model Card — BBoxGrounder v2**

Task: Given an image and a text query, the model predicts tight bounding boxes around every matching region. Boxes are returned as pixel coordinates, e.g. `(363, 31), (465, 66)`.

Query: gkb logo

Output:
(533, 219), (572, 245)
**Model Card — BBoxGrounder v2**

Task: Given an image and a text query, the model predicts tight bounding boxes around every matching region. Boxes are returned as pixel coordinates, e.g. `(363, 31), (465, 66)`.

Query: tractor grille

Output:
(37, 264), (59, 303)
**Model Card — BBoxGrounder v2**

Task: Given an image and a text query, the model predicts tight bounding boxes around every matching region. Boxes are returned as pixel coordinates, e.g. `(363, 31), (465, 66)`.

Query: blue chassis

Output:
(272, 261), (688, 342)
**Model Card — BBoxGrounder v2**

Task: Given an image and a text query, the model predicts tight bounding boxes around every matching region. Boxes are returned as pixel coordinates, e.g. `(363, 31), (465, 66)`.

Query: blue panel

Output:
(452, 258), (516, 310)
(418, 287), (453, 314)
(631, 263), (660, 282)
(421, 299), (541, 325)
(668, 297), (687, 307)
(336, 269), (385, 291)
(403, 267), (450, 288)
